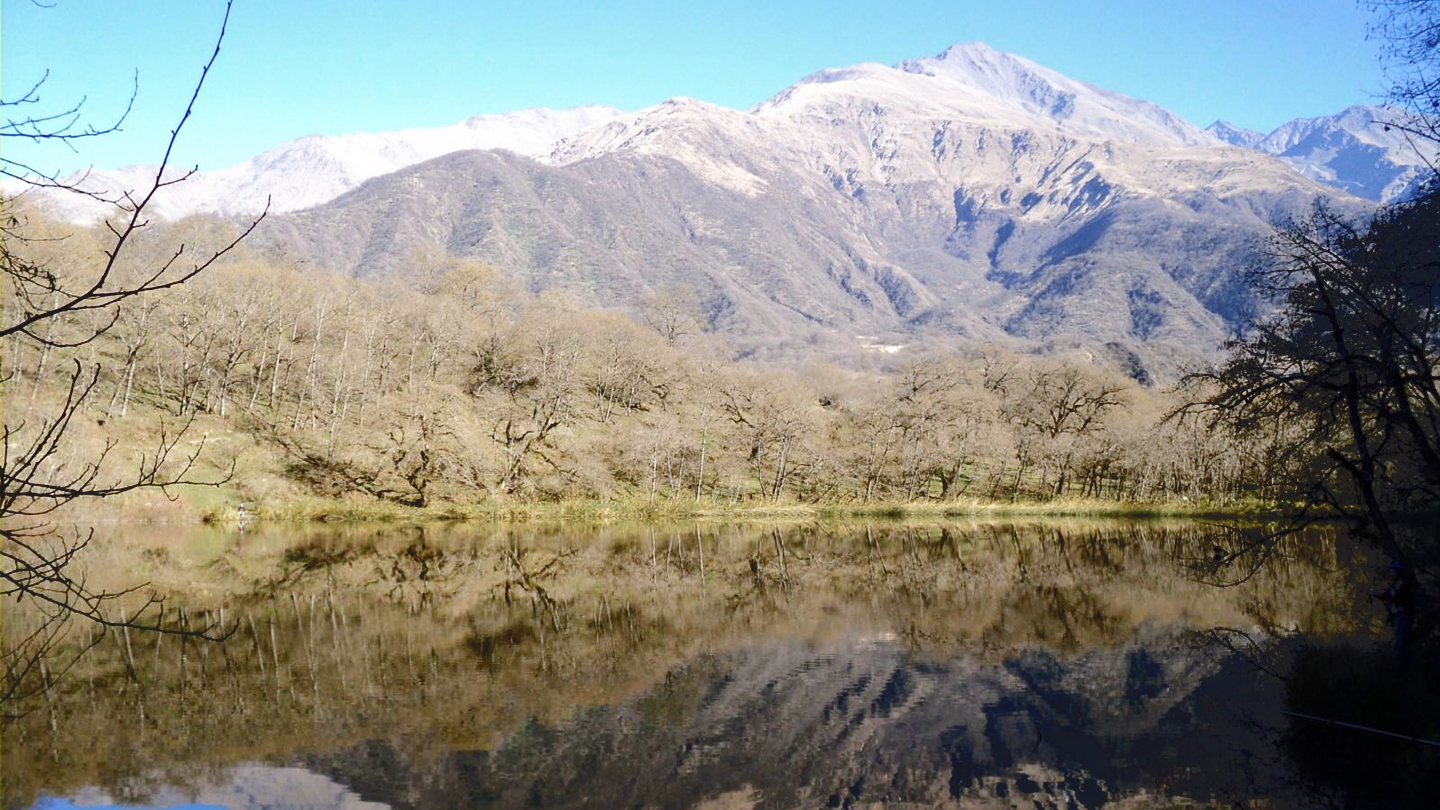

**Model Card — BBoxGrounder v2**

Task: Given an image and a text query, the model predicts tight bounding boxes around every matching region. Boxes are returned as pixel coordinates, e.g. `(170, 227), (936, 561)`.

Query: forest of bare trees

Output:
(0, 199), (1301, 514)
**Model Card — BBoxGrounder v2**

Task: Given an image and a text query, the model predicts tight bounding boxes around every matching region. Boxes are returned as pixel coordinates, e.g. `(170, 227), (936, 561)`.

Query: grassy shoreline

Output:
(81, 489), (1293, 526)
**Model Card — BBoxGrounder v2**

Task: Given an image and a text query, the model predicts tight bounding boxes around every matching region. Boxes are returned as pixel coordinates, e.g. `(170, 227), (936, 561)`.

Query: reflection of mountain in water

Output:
(15, 521), (1352, 810)
(34, 767), (389, 810)
(288, 630), (1281, 809)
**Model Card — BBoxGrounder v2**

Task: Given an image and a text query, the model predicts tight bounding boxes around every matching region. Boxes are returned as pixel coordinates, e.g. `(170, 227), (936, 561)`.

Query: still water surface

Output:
(3, 519), (1378, 809)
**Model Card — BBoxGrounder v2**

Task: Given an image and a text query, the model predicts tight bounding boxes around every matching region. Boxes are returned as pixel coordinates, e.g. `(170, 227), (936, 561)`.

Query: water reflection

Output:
(4, 520), (1367, 809)
(292, 633), (1284, 809)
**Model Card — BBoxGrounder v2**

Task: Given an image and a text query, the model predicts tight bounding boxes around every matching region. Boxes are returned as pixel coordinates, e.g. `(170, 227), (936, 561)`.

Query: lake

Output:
(1, 519), (1389, 808)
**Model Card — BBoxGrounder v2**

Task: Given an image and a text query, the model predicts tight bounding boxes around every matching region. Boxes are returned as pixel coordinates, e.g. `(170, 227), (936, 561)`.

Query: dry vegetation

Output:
(1, 202), (1296, 523)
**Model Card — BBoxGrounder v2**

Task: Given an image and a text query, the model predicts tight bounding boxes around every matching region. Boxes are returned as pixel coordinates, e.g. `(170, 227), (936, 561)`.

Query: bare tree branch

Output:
(1, 0), (247, 713)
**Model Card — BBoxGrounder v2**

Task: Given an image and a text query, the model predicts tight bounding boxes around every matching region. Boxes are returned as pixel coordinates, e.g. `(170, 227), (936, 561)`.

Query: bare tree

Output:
(2, 1), (257, 713)
(1181, 193), (1440, 564)
(1369, 0), (1440, 145)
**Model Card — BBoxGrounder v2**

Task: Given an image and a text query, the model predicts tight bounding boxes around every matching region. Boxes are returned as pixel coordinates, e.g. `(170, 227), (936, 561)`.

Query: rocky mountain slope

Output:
(21, 105), (623, 222)
(1207, 105), (1436, 202)
(259, 44), (1342, 374)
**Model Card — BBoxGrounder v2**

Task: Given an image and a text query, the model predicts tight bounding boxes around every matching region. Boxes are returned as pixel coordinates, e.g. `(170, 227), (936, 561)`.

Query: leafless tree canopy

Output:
(1371, 1), (1440, 138)
(1183, 188), (1440, 566)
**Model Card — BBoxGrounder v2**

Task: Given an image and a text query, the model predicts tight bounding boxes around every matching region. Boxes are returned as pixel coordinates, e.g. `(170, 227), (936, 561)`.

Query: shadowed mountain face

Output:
(258, 46), (1339, 374)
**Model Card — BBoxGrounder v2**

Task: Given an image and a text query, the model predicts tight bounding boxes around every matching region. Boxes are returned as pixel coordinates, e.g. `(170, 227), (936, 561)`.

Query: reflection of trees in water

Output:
(1183, 520), (1440, 809)
(2, 520), (1362, 808)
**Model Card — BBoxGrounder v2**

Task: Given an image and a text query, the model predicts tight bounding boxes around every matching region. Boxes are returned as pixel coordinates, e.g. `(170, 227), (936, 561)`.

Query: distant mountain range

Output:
(17, 43), (1435, 376)
(23, 105), (623, 221)
(20, 48), (1427, 224)
(1206, 105), (1436, 202)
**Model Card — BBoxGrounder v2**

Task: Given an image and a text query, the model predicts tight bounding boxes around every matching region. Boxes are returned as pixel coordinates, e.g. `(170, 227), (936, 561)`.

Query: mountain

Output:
(15, 50), (1425, 227)
(898, 43), (1216, 147)
(1204, 120), (1265, 149)
(1209, 105), (1436, 202)
(18, 106), (624, 222)
(259, 43), (1339, 376)
(56, 631), (1285, 808)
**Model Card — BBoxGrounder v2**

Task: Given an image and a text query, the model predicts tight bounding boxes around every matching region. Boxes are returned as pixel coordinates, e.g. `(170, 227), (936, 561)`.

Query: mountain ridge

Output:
(896, 42), (1215, 147)
(258, 44), (1351, 377)
(12, 43), (1426, 224)
(17, 105), (624, 222)
(1207, 104), (1436, 201)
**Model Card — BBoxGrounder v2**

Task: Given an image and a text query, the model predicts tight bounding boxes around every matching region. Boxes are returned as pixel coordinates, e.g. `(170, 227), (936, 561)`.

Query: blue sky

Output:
(3, 0), (1385, 175)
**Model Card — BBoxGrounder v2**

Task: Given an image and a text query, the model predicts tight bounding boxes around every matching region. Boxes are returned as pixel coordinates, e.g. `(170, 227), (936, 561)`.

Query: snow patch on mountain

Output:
(547, 98), (772, 196)
(17, 41), (1413, 229)
(539, 44), (1341, 234)
(1258, 105), (1436, 201)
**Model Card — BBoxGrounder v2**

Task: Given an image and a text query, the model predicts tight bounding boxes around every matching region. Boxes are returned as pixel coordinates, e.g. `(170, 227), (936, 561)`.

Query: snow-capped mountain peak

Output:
(897, 42), (1215, 147)
(1258, 104), (1414, 153)
(18, 42), (1427, 226)
(1213, 104), (1437, 202)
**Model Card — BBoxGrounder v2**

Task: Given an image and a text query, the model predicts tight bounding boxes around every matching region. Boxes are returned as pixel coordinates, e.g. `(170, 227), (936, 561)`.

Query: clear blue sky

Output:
(2, 0), (1386, 175)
